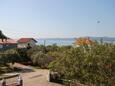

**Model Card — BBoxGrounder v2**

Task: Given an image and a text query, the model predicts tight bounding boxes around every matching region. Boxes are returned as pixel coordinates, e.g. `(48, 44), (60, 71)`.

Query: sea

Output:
(37, 38), (75, 46)
(37, 37), (115, 46)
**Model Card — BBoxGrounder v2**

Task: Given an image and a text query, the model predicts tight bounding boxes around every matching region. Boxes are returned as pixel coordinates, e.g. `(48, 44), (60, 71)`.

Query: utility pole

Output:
(43, 40), (46, 53)
(44, 40), (46, 46)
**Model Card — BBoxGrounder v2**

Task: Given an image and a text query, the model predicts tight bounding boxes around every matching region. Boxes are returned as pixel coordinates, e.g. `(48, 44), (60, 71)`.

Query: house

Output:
(17, 38), (37, 48)
(0, 39), (17, 50)
(74, 37), (93, 47)
(0, 30), (17, 50)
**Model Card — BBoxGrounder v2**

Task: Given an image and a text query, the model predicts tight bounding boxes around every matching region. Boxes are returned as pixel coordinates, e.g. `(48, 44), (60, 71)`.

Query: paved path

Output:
(0, 63), (62, 86)
(21, 69), (61, 86)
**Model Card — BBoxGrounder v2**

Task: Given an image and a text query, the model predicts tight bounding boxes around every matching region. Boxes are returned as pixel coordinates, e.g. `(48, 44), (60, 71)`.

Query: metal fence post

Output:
(1, 78), (7, 86)
(18, 75), (23, 86)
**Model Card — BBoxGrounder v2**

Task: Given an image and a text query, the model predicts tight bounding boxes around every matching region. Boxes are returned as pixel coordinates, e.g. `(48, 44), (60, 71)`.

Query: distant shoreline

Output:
(37, 37), (115, 46)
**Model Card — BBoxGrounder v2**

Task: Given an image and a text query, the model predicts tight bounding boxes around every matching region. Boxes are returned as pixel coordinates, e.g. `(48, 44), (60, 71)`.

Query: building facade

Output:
(17, 38), (37, 48)
(0, 39), (17, 50)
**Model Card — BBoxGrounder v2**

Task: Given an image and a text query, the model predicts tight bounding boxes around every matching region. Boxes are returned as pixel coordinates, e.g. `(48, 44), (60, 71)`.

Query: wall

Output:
(0, 44), (17, 51)
(17, 40), (36, 48)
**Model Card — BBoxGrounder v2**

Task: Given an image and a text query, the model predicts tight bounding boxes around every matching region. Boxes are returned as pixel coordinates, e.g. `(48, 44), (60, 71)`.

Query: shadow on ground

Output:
(14, 67), (35, 73)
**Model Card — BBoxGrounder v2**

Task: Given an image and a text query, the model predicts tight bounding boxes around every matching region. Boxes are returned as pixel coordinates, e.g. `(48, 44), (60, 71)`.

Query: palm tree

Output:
(0, 30), (8, 42)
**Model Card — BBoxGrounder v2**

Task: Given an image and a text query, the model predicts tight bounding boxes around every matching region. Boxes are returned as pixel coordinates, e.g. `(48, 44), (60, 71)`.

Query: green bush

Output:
(49, 43), (115, 86)
(29, 51), (53, 68)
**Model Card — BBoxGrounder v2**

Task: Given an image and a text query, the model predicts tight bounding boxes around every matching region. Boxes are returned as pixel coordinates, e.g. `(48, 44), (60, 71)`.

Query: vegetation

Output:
(0, 42), (115, 86)
(0, 48), (29, 74)
(27, 44), (60, 68)
(49, 43), (115, 86)
(26, 42), (115, 86)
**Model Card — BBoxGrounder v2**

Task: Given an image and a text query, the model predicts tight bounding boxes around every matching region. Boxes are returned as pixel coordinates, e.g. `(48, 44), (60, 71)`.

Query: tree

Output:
(49, 43), (115, 86)
(0, 30), (8, 42)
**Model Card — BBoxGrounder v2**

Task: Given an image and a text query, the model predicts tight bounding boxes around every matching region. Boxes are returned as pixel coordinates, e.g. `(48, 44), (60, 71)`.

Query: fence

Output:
(1, 74), (23, 86)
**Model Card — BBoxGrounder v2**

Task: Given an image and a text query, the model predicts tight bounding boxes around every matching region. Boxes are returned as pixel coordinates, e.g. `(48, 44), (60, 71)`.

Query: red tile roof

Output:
(0, 39), (17, 44)
(18, 38), (37, 43)
(74, 37), (93, 45)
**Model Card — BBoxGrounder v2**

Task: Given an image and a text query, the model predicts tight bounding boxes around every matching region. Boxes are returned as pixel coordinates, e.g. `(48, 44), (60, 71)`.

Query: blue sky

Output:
(0, 0), (115, 38)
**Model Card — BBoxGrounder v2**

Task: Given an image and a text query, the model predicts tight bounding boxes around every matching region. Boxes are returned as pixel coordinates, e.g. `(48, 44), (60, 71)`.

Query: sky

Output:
(0, 0), (115, 38)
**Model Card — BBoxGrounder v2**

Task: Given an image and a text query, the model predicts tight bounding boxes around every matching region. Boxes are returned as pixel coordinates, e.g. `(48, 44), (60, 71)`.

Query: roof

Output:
(0, 39), (17, 44)
(18, 38), (37, 43)
(74, 37), (93, 45)
(85, 38), (92, 44)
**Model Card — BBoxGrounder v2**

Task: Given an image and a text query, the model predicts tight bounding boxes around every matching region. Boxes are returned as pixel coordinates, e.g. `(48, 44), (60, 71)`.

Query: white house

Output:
(17, 38), (37, 48)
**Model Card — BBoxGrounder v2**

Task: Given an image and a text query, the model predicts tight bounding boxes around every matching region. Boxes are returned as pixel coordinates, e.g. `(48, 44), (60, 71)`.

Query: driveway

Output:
(22, 69), (61, 86)
(0, 63), (62, 86)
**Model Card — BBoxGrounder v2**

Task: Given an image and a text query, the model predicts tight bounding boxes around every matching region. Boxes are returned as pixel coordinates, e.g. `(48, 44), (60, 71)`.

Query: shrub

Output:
(30, 51), (53, 68)
(49, 43), (115, 86)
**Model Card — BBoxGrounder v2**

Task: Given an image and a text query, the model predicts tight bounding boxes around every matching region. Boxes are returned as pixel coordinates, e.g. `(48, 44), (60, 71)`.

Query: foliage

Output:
(17, 48), (31, 62)
(0, 42), (115, 86)
(30, 51), (52, 68)
(0, 49), (19, 64)
(0, 48), (31, 65)
(27, 45), (72, 68)
(0, 48), (22, 74)
(49, 43), (115, 86)
(28, 45), (58, 67)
